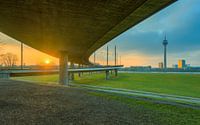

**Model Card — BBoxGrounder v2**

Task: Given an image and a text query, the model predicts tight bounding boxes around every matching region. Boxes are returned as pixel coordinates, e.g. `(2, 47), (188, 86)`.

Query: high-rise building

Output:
(163, 35), (168, 70)
(158, 62), (164, 69)
(178, 59), (186, 69)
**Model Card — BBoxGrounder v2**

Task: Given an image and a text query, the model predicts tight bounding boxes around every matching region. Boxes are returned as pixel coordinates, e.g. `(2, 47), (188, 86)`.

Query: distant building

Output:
(129, 66), (151, 71)
(172, 64), (178, 68)
(158, 62), (163, 69)
(178, 59), (186, 69)
(186, 64), (190, 68)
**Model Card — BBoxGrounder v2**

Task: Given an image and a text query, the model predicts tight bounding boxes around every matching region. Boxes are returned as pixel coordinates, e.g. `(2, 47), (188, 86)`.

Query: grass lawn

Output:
(13, 72), (200, 98)
(89, 92), (200, 125)
(13, 74), (59, 83)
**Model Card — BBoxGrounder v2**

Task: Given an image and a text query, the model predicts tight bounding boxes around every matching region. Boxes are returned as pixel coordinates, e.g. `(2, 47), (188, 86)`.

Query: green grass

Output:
(13, 74), (59, 83)
(13, 72), (200, 98)
(74, 73), (200, 98)
(89, 92), (200, 125)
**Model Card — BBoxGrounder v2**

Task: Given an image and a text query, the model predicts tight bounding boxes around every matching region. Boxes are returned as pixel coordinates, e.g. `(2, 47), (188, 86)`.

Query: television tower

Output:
(163, 34), (168, 70)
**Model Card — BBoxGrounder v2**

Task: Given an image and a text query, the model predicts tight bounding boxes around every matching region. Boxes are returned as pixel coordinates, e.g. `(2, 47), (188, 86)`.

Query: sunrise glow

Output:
(44, 59), (50, 64)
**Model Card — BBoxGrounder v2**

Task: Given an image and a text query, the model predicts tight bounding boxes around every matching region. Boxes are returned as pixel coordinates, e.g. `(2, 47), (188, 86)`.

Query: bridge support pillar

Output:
(70, 62), (75, 80)
(81, 64), (84, 76)
(106, 70), (109, 80)
(59, 51), (69, 85)
(78, 64), (81, 77)
(114, 69), (118, 77)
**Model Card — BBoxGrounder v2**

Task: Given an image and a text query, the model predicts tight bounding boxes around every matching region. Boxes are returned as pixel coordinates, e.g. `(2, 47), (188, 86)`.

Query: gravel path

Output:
(0, 79), (168, 125)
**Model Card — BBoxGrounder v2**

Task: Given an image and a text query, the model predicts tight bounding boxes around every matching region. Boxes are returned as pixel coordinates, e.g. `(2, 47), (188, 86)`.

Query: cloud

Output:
(108, 0), (200, 57)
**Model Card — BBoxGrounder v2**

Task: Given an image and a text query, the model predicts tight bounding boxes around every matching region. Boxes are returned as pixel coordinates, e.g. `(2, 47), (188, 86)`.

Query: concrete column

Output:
(78, 64), (81, 77)
(114, 69), (118, 77)
(107, 45), (109, 66)
(105, 70), (109, 80)
(70, 62), (74, 80)
(115, 45), (117, 66)
(59, 51), (69, 85)
(81, 64), (84, 75)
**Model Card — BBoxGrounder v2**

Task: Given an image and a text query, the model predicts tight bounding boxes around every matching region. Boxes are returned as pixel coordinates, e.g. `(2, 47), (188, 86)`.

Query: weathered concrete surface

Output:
(59, 51), (69, 85)
(0, 0), (176, 64)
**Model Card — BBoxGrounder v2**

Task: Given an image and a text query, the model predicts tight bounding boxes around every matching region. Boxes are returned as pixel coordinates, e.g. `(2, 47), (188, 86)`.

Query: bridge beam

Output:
(59, 51), (69, 85)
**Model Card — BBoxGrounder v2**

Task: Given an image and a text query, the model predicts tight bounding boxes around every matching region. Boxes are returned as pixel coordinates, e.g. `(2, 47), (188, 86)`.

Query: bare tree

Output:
(0, 53), (18, 68)
(0, 38), (5, 69)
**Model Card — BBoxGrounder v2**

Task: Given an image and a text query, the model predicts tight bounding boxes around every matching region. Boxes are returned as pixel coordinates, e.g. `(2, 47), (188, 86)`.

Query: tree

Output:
(0, 38), (5, 68)
(0, 53), (18, 68)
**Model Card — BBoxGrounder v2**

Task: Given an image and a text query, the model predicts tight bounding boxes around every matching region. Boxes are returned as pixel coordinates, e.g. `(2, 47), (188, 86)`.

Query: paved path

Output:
(72, 84), (200, 106)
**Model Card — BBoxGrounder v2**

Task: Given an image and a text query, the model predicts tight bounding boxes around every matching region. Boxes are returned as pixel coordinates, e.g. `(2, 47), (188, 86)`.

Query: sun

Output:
(44, 59), (50, 64)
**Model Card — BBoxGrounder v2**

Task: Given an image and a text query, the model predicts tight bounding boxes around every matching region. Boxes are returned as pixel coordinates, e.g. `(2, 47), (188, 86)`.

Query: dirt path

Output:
(0, 79), (167, 125)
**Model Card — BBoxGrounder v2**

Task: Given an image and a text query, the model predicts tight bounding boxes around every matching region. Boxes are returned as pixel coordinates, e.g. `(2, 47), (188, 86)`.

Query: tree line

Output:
(0, 41), (18, 69)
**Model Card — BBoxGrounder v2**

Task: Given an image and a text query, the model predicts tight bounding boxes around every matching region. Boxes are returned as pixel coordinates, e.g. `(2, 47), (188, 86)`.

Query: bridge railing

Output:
(0, 66), (123, 80)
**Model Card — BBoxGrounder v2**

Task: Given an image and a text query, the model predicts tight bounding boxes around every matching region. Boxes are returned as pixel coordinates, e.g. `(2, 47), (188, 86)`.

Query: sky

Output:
(1, 0), (200, 67)
(94, 0), (200, 67)
(0, 33), (58, 66)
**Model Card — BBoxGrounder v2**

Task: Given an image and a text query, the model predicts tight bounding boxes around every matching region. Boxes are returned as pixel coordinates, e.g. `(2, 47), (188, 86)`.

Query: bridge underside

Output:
(0, 0), (175, 64)
(0, 0), (176, 84)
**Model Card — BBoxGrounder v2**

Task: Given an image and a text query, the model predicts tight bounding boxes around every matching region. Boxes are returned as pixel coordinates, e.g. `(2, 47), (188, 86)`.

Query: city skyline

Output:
(0, 0), (200, 67)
